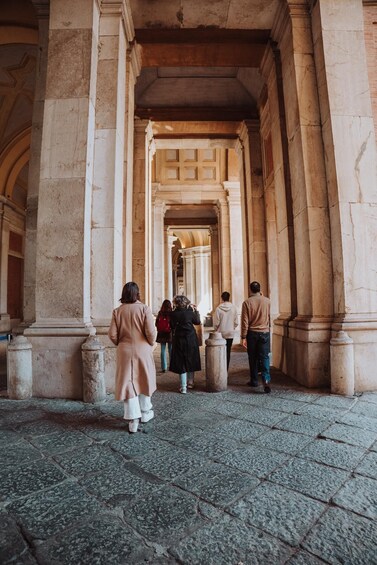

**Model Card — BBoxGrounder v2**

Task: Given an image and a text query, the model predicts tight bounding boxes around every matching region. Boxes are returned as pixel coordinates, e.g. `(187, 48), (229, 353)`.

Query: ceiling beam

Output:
(135, 106), (257, 121)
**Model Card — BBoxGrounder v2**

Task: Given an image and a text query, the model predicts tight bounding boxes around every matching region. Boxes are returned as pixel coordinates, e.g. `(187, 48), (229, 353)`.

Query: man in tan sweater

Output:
(241, 281), (271, 393)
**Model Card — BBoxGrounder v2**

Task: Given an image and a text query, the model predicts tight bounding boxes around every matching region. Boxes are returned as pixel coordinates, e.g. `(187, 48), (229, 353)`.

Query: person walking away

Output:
(213, 291), (238, 371)
(169, 295), (201, 393)
(108, 282), (157, 433)
(240, 281), (271, 393)
(155, 299), (172, 372)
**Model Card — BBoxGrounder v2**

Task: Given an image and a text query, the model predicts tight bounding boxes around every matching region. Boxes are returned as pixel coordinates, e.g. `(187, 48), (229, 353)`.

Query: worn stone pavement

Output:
(1, 345), (377, 565)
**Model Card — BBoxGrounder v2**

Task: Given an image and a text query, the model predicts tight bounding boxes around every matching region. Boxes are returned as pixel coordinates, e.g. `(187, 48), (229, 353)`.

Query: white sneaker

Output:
(180, 387), (187, 394)
(129, 419), (139, 433)
(141, 409), (154, 423)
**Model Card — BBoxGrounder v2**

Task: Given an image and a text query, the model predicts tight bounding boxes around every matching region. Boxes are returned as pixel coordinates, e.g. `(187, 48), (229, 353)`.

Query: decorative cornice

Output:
(127, 42), (142, 79)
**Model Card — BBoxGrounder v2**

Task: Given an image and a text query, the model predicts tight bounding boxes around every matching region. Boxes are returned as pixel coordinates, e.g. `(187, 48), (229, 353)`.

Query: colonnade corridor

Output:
(0, 0), (377, 402)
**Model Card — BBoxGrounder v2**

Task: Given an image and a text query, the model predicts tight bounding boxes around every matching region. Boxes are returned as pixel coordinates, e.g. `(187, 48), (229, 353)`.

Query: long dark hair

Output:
(160, 299), (172, 313)
(120, 282), (140, 303)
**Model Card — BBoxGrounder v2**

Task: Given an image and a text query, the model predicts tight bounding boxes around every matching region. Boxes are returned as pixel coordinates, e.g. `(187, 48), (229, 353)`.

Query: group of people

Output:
(108, 280), (271, 433)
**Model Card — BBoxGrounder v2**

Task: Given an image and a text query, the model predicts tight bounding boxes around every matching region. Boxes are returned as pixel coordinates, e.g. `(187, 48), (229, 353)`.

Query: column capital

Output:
(31, 0), (49, 19)
(239, 120), (260, 144)
(99, 0), (135, 43)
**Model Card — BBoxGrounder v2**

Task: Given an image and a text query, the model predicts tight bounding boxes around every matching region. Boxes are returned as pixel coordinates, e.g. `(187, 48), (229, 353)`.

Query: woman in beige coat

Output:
(108, 282), (156, 433)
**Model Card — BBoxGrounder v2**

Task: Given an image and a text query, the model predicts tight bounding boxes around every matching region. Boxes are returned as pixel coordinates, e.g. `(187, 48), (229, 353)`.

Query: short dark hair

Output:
(250, 281), (261, 294)
(120, 282), (140, 303)
(221, 291), (230, 302)
(173, 295), (190, 309)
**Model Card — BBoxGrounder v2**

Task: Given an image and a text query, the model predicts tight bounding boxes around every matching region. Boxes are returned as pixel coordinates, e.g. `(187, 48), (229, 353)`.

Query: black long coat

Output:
(169, 307), (201, 374)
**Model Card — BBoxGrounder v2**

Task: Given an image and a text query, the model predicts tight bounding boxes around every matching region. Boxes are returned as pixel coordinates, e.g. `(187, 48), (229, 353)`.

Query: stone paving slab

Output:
(0, 428), (24, 446)
(252, 429), (313, 455)
(53, 443), (125, 477)
(302, 507), (377, 565)
(1, 441), (41, 468)
(170, 513), (293, 565)
(354, 450), (377, 479)
(214, 443), (290, 478)
(269, 456), (350, 502)
(332, 475), (377, 519)
(212, 417), (270, 442)
(294, 403), (349, 422)
(78, 460), (164, 505)
(0, 512), (37, 564)
(319, 422), (377, 449)
(122, 484), (220, 544)
(7, 480), (106, 539)
(173, 429), (242, 459)
(28, 429), (93, 455)
(0, 459), (66, 502)
(174, 461), (259, 507)
(35, 514), (146, 565)
(299, 438), (367, 471)
(229, 482), (326, 546)
(214, 400), (287, 426)
(313, 394), (357, 410)
(337, 411), (377, 433)
(349, 401), (377, 419)
(274, 413), (332, 437)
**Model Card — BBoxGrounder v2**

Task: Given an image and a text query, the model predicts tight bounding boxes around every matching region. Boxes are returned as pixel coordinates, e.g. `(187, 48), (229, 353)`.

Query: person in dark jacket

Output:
(155, 299), (172, 373)
(169, 295), (201, 393)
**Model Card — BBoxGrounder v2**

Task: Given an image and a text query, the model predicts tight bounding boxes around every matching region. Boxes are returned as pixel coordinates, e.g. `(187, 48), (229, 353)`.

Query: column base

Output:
(24, 323), (94, 399)
(273, 316), (332, 388)
(332, 317), (377, 392)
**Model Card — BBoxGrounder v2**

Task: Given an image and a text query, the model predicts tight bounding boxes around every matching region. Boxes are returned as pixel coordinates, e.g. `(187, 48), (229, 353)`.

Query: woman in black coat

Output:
(169, 295), (201, 393)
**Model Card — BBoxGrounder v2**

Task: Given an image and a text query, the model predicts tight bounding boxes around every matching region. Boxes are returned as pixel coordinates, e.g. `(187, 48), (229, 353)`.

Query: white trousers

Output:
(123, 394), (153, 420)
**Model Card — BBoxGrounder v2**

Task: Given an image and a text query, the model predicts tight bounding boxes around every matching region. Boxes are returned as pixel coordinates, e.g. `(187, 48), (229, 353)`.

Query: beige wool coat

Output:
(108, 301), (157, 401)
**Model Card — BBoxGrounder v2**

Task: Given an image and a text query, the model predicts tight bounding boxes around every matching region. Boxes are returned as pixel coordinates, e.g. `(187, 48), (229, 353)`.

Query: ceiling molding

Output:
(135, 106), (257, 121)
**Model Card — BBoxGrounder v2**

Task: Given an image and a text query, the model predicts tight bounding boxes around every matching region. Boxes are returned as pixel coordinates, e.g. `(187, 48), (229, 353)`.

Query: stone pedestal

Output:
(205, 331), (227, 392)
(330, 331), (355, 396)
(7, 336), (33, 399)
(82, 335), (106, 403)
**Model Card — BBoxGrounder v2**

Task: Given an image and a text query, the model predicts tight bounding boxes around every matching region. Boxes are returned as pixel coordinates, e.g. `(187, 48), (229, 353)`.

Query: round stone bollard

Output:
(7, 335), (33, 399)
(205, 331), (227, 392)
(330, 330), (355, 396)
(81, 335), (106, 403)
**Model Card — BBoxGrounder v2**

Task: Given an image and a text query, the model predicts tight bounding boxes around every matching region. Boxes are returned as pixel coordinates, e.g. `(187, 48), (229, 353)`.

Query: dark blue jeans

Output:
(246, 331), (271, 386)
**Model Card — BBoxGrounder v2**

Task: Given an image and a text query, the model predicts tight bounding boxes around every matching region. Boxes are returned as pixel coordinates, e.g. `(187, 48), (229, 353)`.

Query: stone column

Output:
(224, 181), (244, 314)
(165, 231), (177, 301)
(235, 139), (250, 298)
(91, 1), (130, 327)
(7, 336), (33, 400)
(181, 248), (195, 302)
(270, 1), (334, 387)
(24, 0), (49, 325)
(239, 121), (268, 292)
(210, 225), (220, 312)
(132, 119), (154, 305)
(193, 245), (211, 318)
(312, 0), (377, 392)
(24, 0), (100, 399)
(123, 44), (141, 281)
(218, 200), (231, 294)
(260, 42), (297, 374)
(152, 199), (166, 313)
(0, 204), (10, 331)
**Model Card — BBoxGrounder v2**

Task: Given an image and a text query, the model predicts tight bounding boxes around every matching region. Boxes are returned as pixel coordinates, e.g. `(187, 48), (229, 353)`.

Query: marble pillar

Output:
(218, 201), (232, 295)
(132, 119), (154, 305)
(312, 0), (377, 392)
(224, 181), (244, 315)
(239, 121), (268, 293)
(152, 199), (166, 313)
(123, 45), (141, 281)
(24, 1), (49, 326)
(270, 2), (334, 388)
(91, 2), (129, 327)
(24, 0), (100, 398)
(210, 225), (220, 312)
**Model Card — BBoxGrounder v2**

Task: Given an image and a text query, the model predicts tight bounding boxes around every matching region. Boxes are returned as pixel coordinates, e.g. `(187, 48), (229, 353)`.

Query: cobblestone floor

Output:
(1, 346), (377, 564)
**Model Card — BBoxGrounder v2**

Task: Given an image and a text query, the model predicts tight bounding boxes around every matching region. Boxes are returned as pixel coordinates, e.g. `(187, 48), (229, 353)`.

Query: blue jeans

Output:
(246, 331), (271, 386)
(160, 342), (172, 371)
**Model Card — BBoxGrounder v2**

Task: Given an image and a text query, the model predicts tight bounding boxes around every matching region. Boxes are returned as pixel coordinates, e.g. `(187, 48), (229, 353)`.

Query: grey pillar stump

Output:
(205, 331), (227, 392)
(82, 335), (106, 403)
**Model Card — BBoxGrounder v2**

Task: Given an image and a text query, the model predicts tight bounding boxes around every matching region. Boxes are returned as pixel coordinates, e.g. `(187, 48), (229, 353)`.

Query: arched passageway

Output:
(1, 0), (376, 398)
